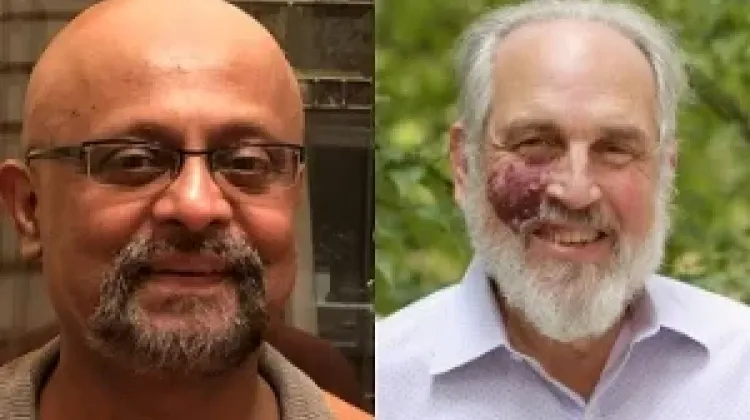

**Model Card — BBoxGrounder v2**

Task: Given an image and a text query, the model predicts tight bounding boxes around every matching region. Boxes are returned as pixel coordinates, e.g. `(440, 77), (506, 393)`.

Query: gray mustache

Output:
(111, 232), (265, 289)
(519, 199), (618, 235)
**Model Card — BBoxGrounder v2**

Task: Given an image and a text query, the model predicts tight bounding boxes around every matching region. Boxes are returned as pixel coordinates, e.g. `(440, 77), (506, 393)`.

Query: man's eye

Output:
(596, 141), (640, 166)
(87, 145), (171, 187)
(511, 137), (561, 162)
(227, 155), (272, 172)
(108, 152), (159, 169)
(515, 137), (547, 149)
(92, 147), (165, 172)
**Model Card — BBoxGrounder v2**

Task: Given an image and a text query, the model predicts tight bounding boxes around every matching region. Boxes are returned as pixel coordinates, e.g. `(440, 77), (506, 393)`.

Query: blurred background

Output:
(375, 0), (750, 315)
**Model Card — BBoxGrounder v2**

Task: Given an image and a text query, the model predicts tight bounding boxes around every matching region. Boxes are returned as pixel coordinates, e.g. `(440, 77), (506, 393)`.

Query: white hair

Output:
(455, 0), (687, 171)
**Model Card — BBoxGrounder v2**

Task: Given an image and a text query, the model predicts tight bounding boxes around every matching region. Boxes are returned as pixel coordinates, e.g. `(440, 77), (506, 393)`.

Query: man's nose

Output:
(151, 156), (232, 232)
(545, 145), (602, 210)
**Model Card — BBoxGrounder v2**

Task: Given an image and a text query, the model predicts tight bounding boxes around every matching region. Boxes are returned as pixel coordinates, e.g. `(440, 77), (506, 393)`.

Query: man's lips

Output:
(145, 254), (231, 283)
(523, 221), (615, 263)
(150, 269), (227, 277)
(531, 222), (610, 245)
(149, 253), (227, 271)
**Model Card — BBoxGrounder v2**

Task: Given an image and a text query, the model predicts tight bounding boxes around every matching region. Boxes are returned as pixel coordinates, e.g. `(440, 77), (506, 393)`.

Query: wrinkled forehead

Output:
(488, 19), (659, 139)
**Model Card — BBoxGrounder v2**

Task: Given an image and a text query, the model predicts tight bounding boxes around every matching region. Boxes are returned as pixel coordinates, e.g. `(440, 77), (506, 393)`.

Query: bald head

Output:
(23, 0), (302, 147)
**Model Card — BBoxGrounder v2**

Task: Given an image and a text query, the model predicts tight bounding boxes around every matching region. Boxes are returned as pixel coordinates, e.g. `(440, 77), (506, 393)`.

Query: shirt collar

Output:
(638, 276), (712, 353)
(429, 258), (710, 376)
(429, 257), (509, 375)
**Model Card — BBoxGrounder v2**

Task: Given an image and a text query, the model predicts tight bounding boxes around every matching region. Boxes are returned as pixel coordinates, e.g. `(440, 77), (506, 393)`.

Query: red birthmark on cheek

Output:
(486, 163), (549, 233)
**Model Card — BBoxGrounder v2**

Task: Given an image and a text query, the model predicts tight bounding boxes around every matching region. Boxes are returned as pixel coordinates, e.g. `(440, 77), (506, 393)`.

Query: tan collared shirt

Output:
(0, 339), (336, 420)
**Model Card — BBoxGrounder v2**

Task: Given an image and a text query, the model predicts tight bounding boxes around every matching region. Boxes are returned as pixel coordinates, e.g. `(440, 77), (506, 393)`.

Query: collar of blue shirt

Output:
(427, 257), (719, 376)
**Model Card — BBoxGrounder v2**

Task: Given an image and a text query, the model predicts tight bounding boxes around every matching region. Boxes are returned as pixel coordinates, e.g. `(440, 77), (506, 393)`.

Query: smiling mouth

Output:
(151, 269), (228, 277)
(531, 225), (609, 246)
(144, 252), (234, 282)
(144, 269), (232, 288)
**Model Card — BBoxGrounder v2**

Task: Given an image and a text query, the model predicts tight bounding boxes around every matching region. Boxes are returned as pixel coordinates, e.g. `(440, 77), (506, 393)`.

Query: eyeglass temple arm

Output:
(25, 146), (85, 164)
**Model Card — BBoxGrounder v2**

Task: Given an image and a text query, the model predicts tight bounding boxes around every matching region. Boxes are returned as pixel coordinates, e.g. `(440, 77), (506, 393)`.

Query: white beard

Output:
(460, 163), (672, 342)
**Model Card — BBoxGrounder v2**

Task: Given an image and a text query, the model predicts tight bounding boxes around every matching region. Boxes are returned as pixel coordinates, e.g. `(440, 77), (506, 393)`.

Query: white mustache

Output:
(518, 198), (619, 236)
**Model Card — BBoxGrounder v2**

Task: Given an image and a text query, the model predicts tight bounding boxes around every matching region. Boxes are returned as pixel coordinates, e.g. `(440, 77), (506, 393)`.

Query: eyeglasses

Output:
(25, 138), (305, 197)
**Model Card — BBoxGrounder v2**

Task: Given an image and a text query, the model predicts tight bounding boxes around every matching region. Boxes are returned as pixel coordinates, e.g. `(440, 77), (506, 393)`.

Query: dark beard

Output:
(86, 229), (268, 377)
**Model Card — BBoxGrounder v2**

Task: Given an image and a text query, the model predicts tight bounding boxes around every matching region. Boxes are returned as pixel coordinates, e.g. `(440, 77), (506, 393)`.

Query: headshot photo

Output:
(375, 0), (750, 419)
(0, 1), (373, 419)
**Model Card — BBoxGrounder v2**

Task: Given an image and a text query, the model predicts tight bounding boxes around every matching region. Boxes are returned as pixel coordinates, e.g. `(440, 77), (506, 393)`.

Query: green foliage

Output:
(375, 0), (750, 315)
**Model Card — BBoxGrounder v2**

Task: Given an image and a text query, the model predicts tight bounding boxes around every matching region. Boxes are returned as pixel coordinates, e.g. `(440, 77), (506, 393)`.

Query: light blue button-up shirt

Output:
(376, 258), (750, 419)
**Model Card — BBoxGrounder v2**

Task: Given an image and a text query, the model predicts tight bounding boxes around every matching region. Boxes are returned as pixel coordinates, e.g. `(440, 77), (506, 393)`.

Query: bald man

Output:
(0, 0), (370, 419)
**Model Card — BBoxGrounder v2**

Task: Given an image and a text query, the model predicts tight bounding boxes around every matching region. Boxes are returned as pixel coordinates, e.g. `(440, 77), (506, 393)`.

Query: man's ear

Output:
(449, 122), (468, 205)
(668, 139), (678, 169)
(0, 160), (42, 261)
(291, 167), (307, 208)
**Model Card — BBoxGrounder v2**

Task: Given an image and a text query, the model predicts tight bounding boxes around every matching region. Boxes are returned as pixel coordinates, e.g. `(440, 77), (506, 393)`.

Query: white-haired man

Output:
(376, 1), (750, 419)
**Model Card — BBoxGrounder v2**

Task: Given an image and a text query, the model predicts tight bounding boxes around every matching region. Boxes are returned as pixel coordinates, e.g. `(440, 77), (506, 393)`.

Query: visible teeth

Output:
(550, 230), (598, 244)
